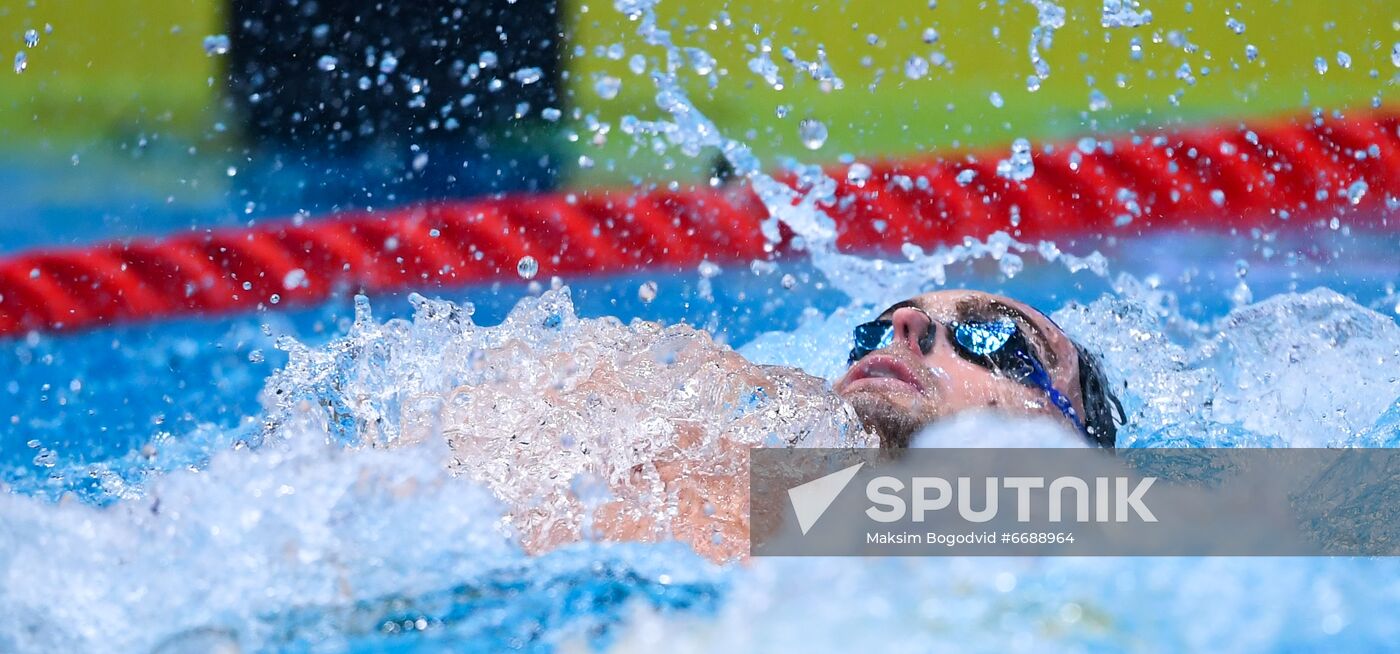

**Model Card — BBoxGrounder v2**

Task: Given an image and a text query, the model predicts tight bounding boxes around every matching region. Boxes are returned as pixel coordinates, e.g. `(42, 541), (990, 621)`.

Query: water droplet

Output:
(1025, 75), (1041, 92)
(686, 48), (715, 75)
(922, 27), (939, 44)
(1336, 51), (1352, 69)
(904, 55), (930, 80)
(996, 138), (1035, 182)
(594, 75), (621, 100)
(628, 54), (646, 75)
(541, 107), (562, 122)
(1244, 44), (1259, 62)
(637, 280), (658, 303)
(780, 274), (797, 290)
(248, 349), (265, 363)
(988, 91), (1004, 108)
(517, 256), (539, 280)
(379, 53), (398, 74)
(32, 448), (56, 468)
(1346, 180), (1368, 205)
(956, 169), (977, 186)
(1210, 189), (1226, 207)
(478, 51), (498, 69)
(1176, 62), (1196, 85)
(1225, 17), (1245, 35)
(1314, 56), (1328, 75)
(1088, 89), (1109, 111)
(317, 55), (338, 72)
(846, 162), (872, 187)
(12, 51), (25, 74)
(1392, 43), (1399, 68)
(512, 66), (543, 85)
(23, 29), (39, 48)
(202, 34), (230, 56)
(798, 119), (828, 150)
(283, 268), (308, 290)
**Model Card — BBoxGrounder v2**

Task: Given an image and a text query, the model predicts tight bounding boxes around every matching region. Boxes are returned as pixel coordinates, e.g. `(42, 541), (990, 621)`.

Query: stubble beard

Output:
(841, 390), (934, 449)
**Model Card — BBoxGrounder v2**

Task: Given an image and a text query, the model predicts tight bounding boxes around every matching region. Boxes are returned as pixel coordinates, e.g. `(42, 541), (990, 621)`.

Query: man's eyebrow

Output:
(959, 297), (1058, 366)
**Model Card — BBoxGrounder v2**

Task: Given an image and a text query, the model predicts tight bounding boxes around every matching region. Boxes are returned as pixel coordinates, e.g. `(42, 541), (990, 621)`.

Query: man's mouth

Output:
(839, 354), (925, 395)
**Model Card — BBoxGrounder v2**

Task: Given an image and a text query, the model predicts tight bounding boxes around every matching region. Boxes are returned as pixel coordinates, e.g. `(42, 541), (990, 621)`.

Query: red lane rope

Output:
(0, 110), (1395, 337)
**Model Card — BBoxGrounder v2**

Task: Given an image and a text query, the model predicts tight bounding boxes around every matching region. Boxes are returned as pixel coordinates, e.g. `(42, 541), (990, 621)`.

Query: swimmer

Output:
(584, 289), (1124, 561)
(834, 290), (1123, 449)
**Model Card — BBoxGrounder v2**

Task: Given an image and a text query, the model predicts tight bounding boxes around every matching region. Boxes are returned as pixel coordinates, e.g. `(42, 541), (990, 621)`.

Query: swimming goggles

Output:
(847, 309), (1087, 435)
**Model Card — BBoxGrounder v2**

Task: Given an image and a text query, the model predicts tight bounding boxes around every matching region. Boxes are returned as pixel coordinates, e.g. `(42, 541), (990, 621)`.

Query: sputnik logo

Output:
(787, 462), (865, 535)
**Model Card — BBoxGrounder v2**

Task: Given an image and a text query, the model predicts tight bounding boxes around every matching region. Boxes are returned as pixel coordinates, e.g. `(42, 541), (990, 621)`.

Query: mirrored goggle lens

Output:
(848, 319), (894, 363)
(952, 318), (1039, 381)
(951, 318), (1016, 356)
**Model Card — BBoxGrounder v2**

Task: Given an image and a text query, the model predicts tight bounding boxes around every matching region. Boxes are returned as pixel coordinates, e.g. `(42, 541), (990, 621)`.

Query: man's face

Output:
(833, 290), (1085, 447)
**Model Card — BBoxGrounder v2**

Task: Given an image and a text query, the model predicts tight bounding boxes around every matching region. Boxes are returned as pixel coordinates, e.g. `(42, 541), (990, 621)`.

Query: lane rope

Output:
(0, 110), (1395, 337)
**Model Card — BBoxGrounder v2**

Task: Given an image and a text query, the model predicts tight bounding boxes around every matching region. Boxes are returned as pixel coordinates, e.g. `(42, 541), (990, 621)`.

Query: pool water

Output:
(4, 0), (1400, 646)
(3, 209), (1399, 651)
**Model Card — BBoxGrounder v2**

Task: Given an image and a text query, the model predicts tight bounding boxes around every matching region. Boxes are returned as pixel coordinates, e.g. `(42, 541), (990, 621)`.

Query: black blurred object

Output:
(226, 0), (564, 215)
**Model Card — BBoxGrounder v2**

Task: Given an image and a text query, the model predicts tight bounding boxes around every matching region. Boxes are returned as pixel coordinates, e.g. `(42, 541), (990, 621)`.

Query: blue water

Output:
(6, 223), (1396, 482)
(3, 182), (1400, 651)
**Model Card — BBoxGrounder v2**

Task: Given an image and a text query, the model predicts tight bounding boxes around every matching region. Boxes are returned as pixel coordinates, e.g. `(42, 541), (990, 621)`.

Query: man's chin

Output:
(839, 388), (933, 449)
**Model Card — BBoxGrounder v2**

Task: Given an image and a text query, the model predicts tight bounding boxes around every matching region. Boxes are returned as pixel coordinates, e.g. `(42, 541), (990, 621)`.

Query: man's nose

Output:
(890, 306), (936, 357)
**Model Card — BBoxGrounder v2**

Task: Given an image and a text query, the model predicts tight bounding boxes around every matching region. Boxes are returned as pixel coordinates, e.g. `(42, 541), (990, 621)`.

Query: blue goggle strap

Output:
(1016, 351), (1088, 436)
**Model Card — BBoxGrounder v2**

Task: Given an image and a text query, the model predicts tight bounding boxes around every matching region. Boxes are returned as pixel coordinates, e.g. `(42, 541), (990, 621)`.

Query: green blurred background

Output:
(0, 0), (1393, 188)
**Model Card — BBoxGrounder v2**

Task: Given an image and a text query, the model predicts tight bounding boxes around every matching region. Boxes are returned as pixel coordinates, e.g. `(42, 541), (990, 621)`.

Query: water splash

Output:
(1025, 0), (1066, 83)
(608, 553), (1400, 652)
(777, 44), (844, 92)
(747, 39), (784, 90)
(1101, 0), (1153, 28)
(605, 0), (1118, 306)
(0, 415), (723, 652)
(258, 289), (870, 557)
